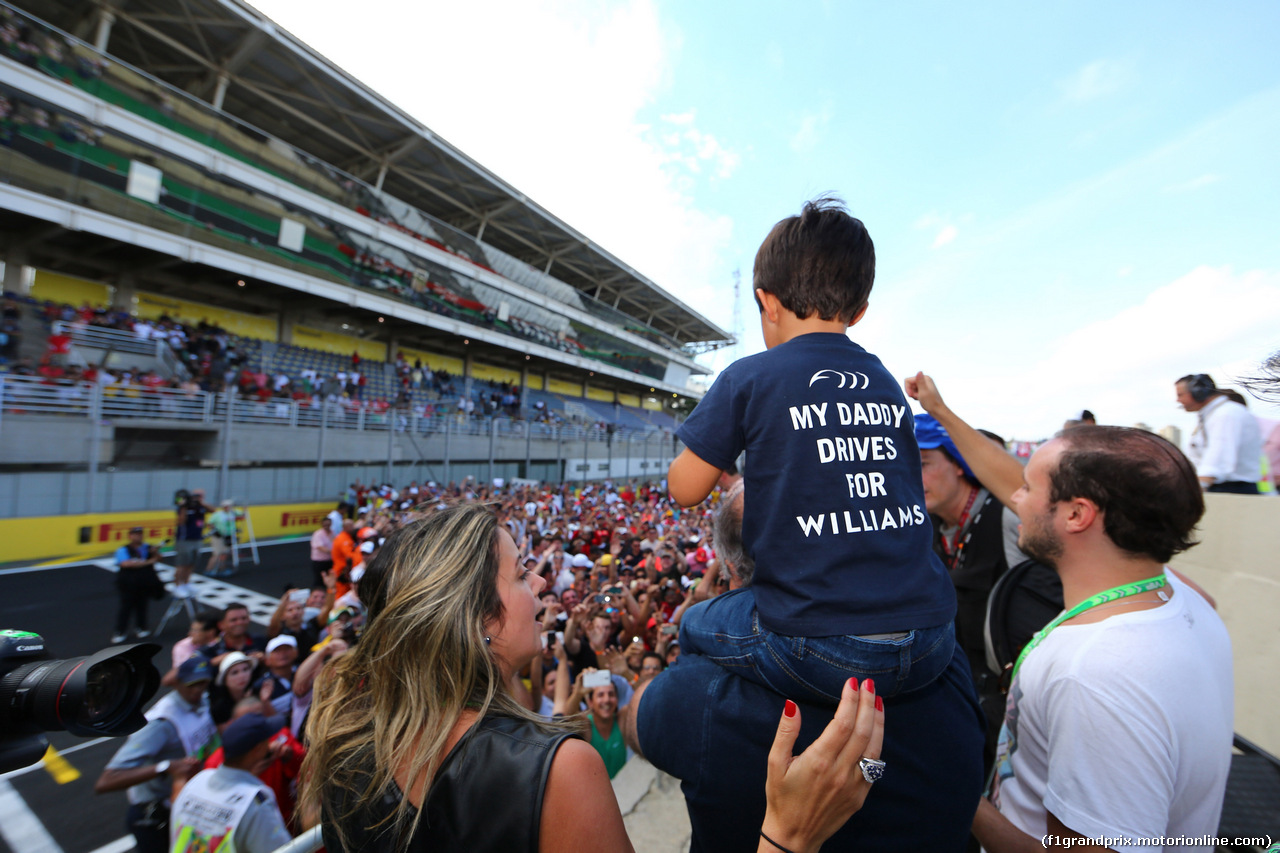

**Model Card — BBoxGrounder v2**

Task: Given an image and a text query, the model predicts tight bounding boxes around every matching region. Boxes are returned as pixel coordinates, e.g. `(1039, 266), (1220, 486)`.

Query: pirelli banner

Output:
(0, 502), (331, 565)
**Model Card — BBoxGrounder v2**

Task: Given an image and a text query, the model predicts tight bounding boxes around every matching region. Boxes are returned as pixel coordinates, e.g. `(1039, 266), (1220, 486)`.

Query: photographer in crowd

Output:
(111, 526), (164, 644)
(174, 489), (213, 596)
(95, 655), (218, 853)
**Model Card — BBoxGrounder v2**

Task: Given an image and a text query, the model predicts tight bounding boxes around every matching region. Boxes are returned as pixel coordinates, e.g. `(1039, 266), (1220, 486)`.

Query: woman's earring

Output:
(484, 637), (491, 644)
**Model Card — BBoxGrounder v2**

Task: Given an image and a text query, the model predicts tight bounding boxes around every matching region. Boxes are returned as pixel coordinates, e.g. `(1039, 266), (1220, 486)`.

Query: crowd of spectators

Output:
(1, 295), (679, 439)
(97, 474), (723, 851)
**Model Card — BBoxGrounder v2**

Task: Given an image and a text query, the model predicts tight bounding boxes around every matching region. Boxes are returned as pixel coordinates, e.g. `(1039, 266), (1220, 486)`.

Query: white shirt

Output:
(1189, 396), (1263, 484)
(990, 572), (1233, 851)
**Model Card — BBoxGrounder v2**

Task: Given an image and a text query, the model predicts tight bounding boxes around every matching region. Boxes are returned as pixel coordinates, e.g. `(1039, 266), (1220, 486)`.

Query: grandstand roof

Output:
(22, 0), (733, 351)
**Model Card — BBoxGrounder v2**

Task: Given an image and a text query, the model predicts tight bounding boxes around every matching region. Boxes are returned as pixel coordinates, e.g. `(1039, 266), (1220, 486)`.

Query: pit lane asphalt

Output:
(0, 538), (312, 853)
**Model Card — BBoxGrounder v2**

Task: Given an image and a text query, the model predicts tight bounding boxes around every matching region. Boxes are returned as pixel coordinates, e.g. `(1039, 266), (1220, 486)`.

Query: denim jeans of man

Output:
(679, 587), (954, 704)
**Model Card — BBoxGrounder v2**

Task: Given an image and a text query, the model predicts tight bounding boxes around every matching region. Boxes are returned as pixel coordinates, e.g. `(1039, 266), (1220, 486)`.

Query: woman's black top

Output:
(322, 714), (575, 853)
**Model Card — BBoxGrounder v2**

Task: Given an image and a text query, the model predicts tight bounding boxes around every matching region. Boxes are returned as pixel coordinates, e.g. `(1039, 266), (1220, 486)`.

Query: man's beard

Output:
(1018, 515), (1063, 568)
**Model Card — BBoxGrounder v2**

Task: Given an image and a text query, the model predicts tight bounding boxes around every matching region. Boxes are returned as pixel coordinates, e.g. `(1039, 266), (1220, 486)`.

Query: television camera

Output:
(0, 629), (160, 774)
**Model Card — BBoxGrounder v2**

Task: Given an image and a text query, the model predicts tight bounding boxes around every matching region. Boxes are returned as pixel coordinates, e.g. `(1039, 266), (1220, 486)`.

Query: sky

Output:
(251, 0), (1280, 443)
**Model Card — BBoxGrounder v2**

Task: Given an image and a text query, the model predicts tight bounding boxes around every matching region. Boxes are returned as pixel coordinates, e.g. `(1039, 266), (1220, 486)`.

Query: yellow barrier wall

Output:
(31, 270), (113, 306)
(642, 397), (663, 412)
(135, 292), (278, 341)
(470, 360), (521, 386)
(547, 377), (582, 397)
(586, 386), (614, 403)
(291, 325), (386, 361)
(395, 346), (464, 375)
(618, 392), (640, 408)
(2, 502), (332, 564)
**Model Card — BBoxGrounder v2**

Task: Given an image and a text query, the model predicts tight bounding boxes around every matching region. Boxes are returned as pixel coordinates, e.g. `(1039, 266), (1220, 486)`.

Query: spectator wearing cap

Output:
(96, 655), (218, 853)
(916, 412), (1018, 772)
(169, 713), (293, 853)
(258, 635), (299, 717)
(200, 697), (307, 830)
(209, 652), (267, 730)
(112, 526), (163, 644)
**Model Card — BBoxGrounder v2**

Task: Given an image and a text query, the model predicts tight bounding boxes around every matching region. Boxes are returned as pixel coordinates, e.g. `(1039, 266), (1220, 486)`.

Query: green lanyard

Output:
(1010, 573), (1168, 684)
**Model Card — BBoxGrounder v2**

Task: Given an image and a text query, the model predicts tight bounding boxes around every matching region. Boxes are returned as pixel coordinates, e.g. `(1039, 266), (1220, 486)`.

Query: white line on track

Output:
(0, 536), (303, 575)
(86, 837), (135, 853)
(0, 778), (64, 853)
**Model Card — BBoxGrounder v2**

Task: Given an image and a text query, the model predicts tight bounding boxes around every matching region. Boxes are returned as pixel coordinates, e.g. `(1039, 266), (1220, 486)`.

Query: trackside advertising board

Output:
(0, 502), (331, 564)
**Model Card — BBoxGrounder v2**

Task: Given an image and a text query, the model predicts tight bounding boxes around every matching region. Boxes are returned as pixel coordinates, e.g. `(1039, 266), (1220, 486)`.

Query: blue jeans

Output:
(679, 588), (955, 705)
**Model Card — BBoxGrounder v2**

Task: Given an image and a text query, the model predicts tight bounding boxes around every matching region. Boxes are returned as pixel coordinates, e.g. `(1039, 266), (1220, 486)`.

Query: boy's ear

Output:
(848, 302), (870, 327)
(755, 288), (781, 323)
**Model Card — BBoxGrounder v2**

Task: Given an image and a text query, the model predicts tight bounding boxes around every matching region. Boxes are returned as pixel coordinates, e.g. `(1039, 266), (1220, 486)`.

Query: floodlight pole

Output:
(87, 382), (103, 513)
(314, 401), (328, 501)
(488, 418), (496, 484)
(442, 416), (452, 485)
(217, 389), (235, 503)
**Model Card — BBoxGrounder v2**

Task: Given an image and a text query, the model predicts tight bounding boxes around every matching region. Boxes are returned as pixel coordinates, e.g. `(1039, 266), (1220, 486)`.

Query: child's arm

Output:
(668, 448), (722, 507)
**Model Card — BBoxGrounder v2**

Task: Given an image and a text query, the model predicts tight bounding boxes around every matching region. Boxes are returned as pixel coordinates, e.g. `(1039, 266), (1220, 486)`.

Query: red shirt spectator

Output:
(202, 724), (306, 829)
(47, 331), (71, 356)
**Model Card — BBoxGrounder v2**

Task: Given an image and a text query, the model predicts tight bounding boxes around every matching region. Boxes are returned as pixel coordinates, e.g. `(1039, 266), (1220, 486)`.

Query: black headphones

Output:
(1188, 374), (1216, 403)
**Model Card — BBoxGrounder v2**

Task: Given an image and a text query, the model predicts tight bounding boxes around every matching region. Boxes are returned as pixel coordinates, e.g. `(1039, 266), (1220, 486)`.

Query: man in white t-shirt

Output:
(907, 373), (1233, 853)
(1176, 373), (1263, 493)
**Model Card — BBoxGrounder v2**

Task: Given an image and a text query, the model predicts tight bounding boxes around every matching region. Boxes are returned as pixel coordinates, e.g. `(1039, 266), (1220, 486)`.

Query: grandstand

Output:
(0, 0), (726, 512)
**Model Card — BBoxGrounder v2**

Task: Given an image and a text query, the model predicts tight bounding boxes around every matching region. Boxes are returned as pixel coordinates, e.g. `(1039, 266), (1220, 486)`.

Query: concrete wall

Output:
(1169, 493), (1280, 755)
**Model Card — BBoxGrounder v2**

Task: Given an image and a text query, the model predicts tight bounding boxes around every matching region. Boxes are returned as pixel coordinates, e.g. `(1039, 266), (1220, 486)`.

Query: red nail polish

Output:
(875, 695), (883, 712)
(864, 678), (875, 693)
(784, 699), (798, 718)
(847, 677), (858, 693)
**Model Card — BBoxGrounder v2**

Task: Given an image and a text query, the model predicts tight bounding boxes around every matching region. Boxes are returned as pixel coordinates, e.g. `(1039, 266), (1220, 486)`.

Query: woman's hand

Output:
(760, 678), (884, 853)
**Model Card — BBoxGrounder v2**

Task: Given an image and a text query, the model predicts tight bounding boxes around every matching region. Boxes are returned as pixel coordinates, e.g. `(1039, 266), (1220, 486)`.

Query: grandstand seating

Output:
(0, 4), (681, 383)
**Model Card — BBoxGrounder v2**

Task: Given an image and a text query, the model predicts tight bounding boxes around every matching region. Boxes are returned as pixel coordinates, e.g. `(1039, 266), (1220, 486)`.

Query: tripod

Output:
(153, 562), (197, 636)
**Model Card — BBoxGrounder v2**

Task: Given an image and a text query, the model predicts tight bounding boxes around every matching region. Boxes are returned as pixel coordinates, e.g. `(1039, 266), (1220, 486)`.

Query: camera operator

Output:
(112, 527), (164, 644)
(95, 655), (218, 853)
(206, 500), (238, 578)
(175, 489), (213, 596)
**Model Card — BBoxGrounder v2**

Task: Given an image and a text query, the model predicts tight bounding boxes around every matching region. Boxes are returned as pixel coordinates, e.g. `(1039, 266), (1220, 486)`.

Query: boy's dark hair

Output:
(1048, 426), (1203, 564)
(753, 195), (875, 324)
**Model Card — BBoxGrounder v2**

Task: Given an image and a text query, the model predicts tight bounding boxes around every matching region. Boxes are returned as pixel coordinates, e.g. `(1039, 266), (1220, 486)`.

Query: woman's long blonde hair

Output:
(299, 503), (570, 850)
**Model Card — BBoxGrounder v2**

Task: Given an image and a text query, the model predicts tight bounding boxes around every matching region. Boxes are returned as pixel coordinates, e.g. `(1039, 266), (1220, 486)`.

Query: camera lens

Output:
(82, 658), (132, 725)
(0, 645), (159, 737)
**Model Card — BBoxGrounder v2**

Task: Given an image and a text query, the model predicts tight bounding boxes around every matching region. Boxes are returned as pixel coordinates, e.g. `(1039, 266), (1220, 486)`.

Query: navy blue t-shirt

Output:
(676, 333), (954, 635)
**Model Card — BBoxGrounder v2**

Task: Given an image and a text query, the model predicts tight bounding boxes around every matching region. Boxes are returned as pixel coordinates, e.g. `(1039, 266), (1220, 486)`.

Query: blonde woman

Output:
(302, 503), (883, 853)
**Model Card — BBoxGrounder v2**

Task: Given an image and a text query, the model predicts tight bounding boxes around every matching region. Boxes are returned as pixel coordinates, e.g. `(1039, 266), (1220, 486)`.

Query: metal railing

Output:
(52, 321), (191, 379)
(0, 374), (674, 442)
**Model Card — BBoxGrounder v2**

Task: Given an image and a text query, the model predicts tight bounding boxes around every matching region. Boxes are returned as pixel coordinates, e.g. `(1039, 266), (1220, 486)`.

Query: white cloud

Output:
(932, 225), (958, 248)
(790, 105), (832, 154)
(915, 266), (1280, 440)
(653, 111), (741, 179)
(250, 0), (737, 332)
(1059, 59), (1132, 103)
